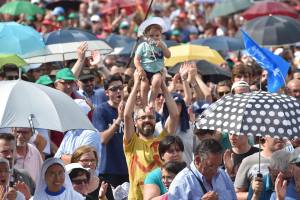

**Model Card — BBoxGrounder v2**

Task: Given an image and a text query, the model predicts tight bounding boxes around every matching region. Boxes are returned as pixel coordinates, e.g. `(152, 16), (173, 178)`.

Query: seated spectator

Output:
(66, 163), (108, 200)
(168, 139), (237, 199)
(71, 145), (114, 200)
(143, 135), (184, 200)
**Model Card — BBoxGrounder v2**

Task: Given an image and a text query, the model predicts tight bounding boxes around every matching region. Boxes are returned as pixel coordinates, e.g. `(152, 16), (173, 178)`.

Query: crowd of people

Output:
(0, 0), (300, 199)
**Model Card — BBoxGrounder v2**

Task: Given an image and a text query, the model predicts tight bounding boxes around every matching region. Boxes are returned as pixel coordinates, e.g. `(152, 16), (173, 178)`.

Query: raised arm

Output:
(124, 71), (141, 144)
(179, 62), (192, 105)
(71, 42), (88, 78)
(162, 78), (179, 134)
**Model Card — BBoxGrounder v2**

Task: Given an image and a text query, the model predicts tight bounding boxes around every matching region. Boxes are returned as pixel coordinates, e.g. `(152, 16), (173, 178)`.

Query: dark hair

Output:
(144, 24), (162, 34)
(161, 93), (190, 132)
(193, 129), (215, 136)
(231, 64), (252, 81)
(2, 64), (18, 74)
(194, 139), (223, 158)
(158, 135), (184, 160)
(69, 168), (90, 182)
(103, 74), (123, 90)
(0, 133), (15, 142)
(162, 161), (186, 175)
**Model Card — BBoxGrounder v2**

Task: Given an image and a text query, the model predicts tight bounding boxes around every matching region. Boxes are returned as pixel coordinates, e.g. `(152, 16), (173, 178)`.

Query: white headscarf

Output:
(32, 158), (84, 200)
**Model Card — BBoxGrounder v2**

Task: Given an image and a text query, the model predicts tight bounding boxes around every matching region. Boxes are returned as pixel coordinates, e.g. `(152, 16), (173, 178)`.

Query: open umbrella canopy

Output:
(209, 0), (252, 19)
(0, 22), (45, 56)
(24, 28), (112, 63)
(237, 15), (300, 46)
(190, 36), (244, 52)
(0, 80), (95, 132)
(0, 1), (44, 16)
(196, 91), (300, 139)
(164, 44), (225, 67)
(242, 1), (299, 20)
(168, 60), (231, 84)
(46, 0), (81, 11)
(0, 54), (27, 69)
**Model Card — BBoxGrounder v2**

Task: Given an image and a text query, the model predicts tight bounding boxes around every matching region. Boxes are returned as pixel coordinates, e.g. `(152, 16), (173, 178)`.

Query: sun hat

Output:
(55, 68), (76, 81)
(137, 17), (169, 37)
(231, 80), (249, 92)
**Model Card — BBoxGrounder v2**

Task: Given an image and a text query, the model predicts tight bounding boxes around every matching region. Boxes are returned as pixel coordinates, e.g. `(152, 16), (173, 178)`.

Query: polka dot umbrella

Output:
(196, 91), (300, 139)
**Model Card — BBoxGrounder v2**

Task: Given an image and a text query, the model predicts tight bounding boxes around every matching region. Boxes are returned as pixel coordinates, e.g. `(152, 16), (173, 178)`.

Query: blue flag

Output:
(241, 30), (290, 92)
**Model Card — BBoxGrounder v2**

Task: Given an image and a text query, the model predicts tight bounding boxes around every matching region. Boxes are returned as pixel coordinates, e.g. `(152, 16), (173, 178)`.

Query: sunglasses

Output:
(108, 85), (124, 92)
(218, 91), (230, 96)
(6, 75), (19, 80)
(71, 178), (88, 185)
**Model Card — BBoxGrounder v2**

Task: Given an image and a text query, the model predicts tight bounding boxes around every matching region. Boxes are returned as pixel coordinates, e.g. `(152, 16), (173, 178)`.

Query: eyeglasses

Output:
(71, 178), (88, 185)
(137, 115), (155, 120)
(81, 78), (94, 84)
(6, 75), (19, 80)
(78, 159), (97, 164)
(218, 91), (230, 96)
(108, 85), (124, 92)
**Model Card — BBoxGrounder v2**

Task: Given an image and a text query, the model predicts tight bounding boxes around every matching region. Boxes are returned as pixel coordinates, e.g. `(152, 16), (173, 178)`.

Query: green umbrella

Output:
(0, 54), (27, 69)
(209, 0), (252, 19)
(0, 1), (44, 16)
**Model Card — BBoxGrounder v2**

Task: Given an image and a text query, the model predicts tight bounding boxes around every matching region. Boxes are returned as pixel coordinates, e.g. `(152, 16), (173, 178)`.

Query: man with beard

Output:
(92, 74), (129, 190)
(286, 79), (300, 100)
(123, 71), (179, 200)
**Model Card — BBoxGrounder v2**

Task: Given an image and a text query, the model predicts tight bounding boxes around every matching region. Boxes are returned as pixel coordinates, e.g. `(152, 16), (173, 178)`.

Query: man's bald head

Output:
(287, 79), (300, 100)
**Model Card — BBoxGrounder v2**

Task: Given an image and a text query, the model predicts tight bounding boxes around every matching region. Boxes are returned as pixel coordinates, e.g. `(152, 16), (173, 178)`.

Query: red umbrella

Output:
(242, 1), (299, 20)
(101, 0), (147, 15)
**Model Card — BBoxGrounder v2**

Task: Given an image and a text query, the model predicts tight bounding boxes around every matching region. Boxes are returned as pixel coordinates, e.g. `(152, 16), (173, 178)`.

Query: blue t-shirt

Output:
(144, 168), (167, 195)
(135, 41), (165, 73)
(93, 102), (128, 175)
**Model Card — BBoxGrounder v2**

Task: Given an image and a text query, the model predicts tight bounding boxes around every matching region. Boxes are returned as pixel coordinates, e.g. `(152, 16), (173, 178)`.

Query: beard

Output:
(138, 123), (155, 137)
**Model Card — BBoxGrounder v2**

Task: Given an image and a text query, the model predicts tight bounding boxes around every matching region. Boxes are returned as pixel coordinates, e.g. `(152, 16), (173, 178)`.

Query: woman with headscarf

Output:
(31, 158), (84, 200)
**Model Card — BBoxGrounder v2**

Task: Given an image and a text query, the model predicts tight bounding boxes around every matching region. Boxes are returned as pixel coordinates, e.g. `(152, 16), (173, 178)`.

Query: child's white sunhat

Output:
(137, 17), (169, 37)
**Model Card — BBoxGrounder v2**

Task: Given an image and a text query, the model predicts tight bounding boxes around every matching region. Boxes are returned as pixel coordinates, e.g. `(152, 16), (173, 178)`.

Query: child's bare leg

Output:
(149, 73), (162, 108)
(141, 79), (150, 107)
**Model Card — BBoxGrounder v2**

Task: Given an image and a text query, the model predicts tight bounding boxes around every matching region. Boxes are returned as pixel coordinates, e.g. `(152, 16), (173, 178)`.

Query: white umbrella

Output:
(24, 41), (112, 64)
(0, 80), (95, 132)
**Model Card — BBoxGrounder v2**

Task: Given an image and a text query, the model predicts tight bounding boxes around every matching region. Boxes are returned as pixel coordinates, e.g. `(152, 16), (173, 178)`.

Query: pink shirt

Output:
(15, 143), (43, 183)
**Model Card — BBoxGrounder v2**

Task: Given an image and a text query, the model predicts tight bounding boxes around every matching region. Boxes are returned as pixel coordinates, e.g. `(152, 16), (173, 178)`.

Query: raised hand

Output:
(223, 149), (234, 177)
(14, 181), (30, 200)
(275, 172), (287, 200)
(77, 41), (88, 62)
(89, 50), (102, 66)
(98, 181), (108, 200)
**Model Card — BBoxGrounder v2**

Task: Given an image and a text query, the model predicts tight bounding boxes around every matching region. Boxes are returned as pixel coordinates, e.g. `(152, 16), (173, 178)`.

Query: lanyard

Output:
(187, 166), (208, 194)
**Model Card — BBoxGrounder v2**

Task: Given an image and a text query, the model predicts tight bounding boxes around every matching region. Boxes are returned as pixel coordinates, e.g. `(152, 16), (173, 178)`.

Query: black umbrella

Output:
(237, 15), (300, 46)
(168, 60), (231, 84)
(196, 91), (300, 139)
(46, 0), (82, 11)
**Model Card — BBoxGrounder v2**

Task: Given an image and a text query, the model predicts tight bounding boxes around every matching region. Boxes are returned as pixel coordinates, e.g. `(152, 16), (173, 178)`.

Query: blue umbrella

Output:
(0, 22), (45, 56)
(25, 28), (112, 63)
(190, 36), (244, 52)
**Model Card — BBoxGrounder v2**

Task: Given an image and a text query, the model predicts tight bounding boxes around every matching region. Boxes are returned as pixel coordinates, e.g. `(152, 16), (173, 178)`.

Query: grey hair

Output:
(0, 157), (9, 166)
(270, 149), (291, 172)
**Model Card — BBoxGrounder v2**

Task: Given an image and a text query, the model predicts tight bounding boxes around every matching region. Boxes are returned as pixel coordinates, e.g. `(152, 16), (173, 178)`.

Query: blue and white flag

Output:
(241, 30), (290, 93)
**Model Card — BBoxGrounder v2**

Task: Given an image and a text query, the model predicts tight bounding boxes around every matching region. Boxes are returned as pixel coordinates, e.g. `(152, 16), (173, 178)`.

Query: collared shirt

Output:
(54, 129), (101, 175)
(77, 88), (107, 108)
(168, 162), (237, 200)
(14, 143), (43, 183)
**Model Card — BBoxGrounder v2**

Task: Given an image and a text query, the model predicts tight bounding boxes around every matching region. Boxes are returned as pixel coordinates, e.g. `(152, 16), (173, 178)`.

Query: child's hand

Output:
(137, 68), (146, 80)
(156, 40), (166, 49)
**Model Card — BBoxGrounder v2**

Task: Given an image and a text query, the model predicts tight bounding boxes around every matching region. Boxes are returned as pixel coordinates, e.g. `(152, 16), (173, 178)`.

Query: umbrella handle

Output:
(28, 114), (36, 138)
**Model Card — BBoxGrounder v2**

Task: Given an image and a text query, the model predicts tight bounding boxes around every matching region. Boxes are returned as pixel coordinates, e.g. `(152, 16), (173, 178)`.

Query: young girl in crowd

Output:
(134, 17), (171, 108)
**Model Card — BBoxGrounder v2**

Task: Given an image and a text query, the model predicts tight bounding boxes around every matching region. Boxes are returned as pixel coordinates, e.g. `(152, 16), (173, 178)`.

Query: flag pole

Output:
(125, 0), (155, 69)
